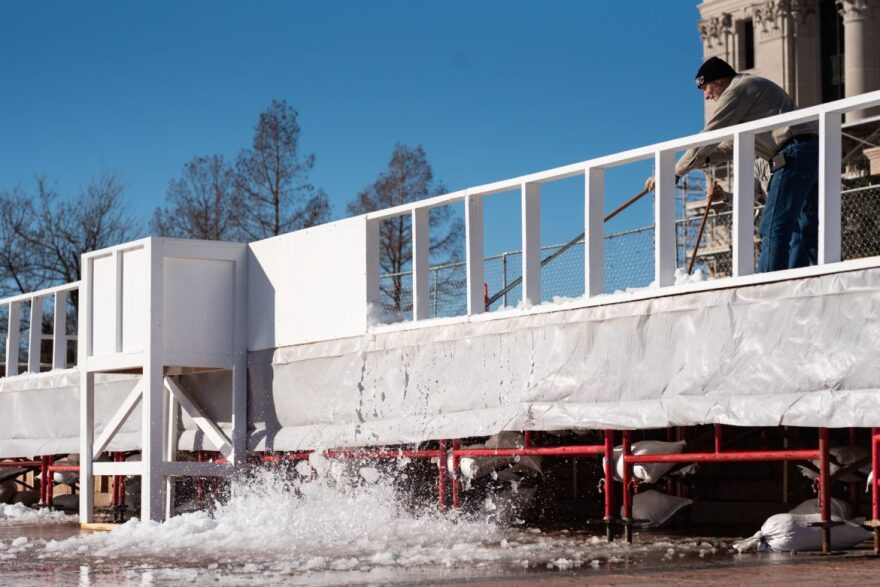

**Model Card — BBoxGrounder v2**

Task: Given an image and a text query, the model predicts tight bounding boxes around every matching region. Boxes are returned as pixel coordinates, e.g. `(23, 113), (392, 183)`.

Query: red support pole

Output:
(438, 440), (448, 512)
(714, 424), (723, 453)
(523, 431), (532, 449)
(39, 456), (48, 506)
(45, 455), (55, 508)
(451, 439), (461, 509)
(818, 428), (831, 554)
(849, 428), (859, 508)
(873, 428), (879, 556)
(622, 430), (633, 543)
(604, 430), (615, 542)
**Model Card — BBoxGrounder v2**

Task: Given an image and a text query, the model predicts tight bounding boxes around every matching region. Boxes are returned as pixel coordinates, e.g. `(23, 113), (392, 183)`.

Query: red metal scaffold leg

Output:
(622, 430), (633, 543)
(438, 440), (448, 512)
(39, 456), (48, 506)
(451, 440), (461, 509)
(873, 428), (880, 556)
(818, 428), (831, 554)
(604, 430), (614, 542)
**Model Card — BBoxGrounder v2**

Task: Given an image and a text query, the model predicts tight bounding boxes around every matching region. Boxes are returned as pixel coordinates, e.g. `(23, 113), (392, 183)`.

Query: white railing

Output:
(1, 282), (79, 377)
(365, 90), (880, 322)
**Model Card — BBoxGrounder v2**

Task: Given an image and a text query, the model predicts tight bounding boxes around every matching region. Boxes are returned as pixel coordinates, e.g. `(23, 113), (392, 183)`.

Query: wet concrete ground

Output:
(2, 520), (879, 586)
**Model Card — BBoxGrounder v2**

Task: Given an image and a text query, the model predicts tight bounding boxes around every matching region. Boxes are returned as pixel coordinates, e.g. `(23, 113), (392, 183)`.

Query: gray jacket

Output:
(675, 74), (817, 178)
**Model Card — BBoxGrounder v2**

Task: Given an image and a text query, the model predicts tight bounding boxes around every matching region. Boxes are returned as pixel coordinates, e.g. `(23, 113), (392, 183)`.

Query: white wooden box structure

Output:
(78, 238), (248, 522)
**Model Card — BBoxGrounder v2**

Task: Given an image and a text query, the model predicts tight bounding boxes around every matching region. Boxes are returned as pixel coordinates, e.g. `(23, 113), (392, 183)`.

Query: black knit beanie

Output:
(695, 57), (737, 88)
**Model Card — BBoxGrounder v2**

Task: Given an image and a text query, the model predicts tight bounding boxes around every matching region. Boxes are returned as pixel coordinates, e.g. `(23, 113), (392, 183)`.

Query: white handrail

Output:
(365, 89), (880, 321)
(2, 281), (80, 377)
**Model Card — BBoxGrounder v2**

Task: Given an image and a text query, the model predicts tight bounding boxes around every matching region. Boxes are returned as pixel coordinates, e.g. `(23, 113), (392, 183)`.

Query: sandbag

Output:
(733, 513), (871, 552)
(448, 432), (542, 481)
(614, 440), (687, 484)
(798, 445), (871, 483)
(0, 480), (17, 504)
(621, 489), (693, 528)
(788, 497), (854, 520)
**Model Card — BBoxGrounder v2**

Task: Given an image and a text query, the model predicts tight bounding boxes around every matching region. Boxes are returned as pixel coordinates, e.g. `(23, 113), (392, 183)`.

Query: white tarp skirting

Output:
(248, 265), (880, 451)
(3, 265), (880, 457)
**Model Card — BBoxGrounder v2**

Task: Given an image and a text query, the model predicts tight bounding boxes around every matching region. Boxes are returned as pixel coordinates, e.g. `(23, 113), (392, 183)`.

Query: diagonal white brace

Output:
(164, 377), (233, 458)
(92, 378), (144, 458)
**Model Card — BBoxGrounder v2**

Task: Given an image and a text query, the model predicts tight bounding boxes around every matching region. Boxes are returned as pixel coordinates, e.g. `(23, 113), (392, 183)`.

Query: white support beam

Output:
(230, 363), (247, 468)
(92, 379), (144, 458)
(365, 218), (380, 311)
(141, 239), (166, 523)
(93, 461), (142, 476)
(411, 208), (430, 320)
(78, 256), (94, 524)
(162, 461), (234, 478)
(654, 151), (677, 287)
(164, 377), (233, 458)
(465, 193), (485, 315)
(585, 167), (605, 297)
(27, 296), (43, 373)
(52, 291), (68, 370)
(6, 301), (21, 377)
(164, 389), (179, 517)
(114, 249), (123, 353)
(732, 132), (756, 277)
(819, 111), (842, 264)
(79, 372), (95, 522)
(521, 183), (541, 307)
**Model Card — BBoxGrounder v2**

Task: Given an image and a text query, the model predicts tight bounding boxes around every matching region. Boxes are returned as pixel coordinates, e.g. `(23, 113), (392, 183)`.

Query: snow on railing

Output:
(0, 281), (79, 377)
(365, 90), (880, 323)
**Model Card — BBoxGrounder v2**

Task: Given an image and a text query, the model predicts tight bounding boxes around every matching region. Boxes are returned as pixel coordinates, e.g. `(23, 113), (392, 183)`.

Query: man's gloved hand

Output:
(644, 176), (655, 192)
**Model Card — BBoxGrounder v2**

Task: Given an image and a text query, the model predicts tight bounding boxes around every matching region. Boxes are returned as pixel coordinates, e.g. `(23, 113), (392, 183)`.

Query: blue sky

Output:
(0, 1), (704, 256)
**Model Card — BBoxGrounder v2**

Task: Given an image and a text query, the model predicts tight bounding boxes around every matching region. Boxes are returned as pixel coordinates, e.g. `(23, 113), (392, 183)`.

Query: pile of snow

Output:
(0, 503), (72, 525)
(733, 513), (871, 552)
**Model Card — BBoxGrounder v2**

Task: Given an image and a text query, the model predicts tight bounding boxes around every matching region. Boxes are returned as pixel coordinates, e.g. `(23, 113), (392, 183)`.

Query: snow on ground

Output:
(0, 503), (73, 525)
(0, 456), (732, 584)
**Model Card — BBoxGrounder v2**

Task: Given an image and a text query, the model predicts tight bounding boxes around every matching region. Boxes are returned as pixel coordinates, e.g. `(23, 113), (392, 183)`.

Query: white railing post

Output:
(365, 218), (380, 315)
(465, 192), (485, 315)
(52, 291), (68, 370)
(819, 111), (842, 264)
(732, 132), (756, 277)
(521, 183), (541, 307)
(412, 208), (430, 320)
(27, 296), (43, 373)
(655, 151), (677, 287)
(585, 167), (605, 297)
(6, 301), (21, 377)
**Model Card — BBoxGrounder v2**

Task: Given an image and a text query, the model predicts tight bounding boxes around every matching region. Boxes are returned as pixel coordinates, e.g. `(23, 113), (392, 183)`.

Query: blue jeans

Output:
(757, 137), (819, 273)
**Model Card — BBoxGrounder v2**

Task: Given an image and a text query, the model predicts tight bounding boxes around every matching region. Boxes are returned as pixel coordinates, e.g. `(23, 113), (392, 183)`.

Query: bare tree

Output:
(152, 155), (242, 241)
(347, 143), (463, 313)
(0, 187), (40, 296)
(0, 173), (139, 297)
(235, 100), (331, 240)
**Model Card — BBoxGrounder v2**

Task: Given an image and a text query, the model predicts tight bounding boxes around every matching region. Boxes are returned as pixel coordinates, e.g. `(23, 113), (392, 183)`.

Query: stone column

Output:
(837, 0), (880, 120)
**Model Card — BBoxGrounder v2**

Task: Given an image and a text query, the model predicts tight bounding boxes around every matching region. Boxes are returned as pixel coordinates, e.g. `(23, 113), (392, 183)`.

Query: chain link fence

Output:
(379, 183), (880, 320)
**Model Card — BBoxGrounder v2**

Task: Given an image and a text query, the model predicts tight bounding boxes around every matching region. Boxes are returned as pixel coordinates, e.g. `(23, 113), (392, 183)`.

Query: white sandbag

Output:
(788, 497), (854, 520)
(448, 432), (542, 481)
(733, 513), (871, 552)
(50, 494), (79, 512)
(620, 489), (693, 528)
(0, 480), (17, 504)
(614, 440), (687, 484)
(798, 445), (871, 483)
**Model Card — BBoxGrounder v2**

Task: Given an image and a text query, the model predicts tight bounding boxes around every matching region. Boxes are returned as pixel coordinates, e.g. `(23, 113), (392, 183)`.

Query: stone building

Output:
(697, 0), (879, 121)
(682, 0), (880, 277)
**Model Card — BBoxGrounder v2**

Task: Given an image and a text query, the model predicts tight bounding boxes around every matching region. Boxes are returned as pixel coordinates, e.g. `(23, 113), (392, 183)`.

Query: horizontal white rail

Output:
(2, 282), (79, 377)
(366, 90), (880, 323)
